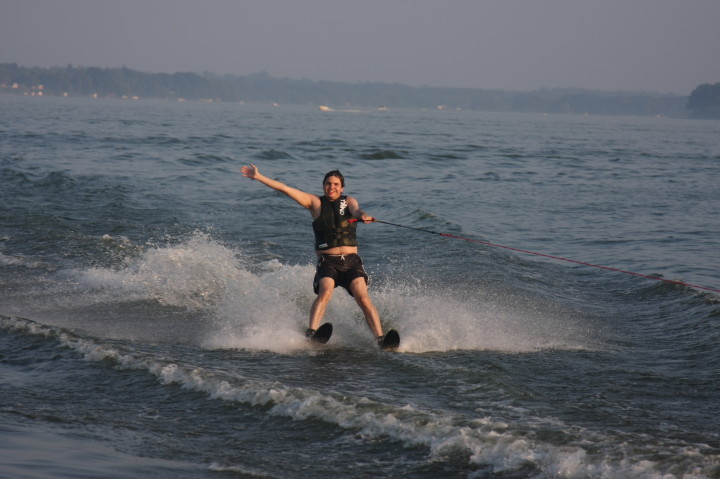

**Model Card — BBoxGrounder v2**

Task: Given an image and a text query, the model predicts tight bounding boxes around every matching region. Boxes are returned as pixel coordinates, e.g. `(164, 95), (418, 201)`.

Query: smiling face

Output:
(323, 175), (344, 201)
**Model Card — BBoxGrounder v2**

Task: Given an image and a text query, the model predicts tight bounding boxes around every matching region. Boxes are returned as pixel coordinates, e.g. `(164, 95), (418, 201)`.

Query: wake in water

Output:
(15, 231), (601, 355)
(2, 306), (713, 479)
(0, 315), (608, 477)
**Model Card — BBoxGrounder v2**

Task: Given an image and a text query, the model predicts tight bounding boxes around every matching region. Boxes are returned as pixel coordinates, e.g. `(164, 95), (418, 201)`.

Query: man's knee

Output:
(316, 277), (336, 298)
(350, 278), (371, 300)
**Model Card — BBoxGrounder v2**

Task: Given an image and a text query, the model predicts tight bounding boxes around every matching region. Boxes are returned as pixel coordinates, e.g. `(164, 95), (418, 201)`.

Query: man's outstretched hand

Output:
(241, 164), (259, 179)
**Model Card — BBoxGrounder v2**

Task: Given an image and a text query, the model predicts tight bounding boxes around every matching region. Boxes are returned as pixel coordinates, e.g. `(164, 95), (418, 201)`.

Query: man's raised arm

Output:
(241, 163), (319, 212)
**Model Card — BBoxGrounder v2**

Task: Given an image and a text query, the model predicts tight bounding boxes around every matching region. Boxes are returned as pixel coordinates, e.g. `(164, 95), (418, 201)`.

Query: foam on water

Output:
(55, 232), (601, 354)
(2, 315), (713, 478)
(374, 281), (599, 353)
(77, 232), (247, 310)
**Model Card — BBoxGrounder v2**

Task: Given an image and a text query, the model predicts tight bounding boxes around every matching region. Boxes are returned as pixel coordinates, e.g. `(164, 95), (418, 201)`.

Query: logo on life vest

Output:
(338, 199), (348, 216)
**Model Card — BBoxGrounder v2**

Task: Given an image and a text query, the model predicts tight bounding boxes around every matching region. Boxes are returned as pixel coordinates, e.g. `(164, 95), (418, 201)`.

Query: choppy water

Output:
(1, 95), (719, 478)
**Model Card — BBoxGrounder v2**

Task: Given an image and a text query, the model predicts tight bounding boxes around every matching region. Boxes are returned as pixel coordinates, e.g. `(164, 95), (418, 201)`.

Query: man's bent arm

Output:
(347, 196), (374, 223)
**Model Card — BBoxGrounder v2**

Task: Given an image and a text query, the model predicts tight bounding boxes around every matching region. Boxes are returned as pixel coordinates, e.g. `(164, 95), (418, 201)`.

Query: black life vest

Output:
(312, 195), (358, 250)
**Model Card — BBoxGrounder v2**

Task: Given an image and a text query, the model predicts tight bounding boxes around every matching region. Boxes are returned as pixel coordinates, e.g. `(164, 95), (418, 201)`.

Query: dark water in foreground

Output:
(1, 95), (719, 478)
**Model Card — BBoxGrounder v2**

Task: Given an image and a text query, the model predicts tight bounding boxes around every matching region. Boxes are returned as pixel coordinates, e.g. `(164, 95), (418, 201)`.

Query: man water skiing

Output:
(241, 164), (387, 346)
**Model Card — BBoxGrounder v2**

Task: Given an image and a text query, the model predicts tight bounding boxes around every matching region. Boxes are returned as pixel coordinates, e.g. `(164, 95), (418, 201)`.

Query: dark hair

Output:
(323, 170), (345, 187)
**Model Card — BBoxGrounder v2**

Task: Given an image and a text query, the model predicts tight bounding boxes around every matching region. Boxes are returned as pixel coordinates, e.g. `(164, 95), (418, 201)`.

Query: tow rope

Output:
(350, 218), (720, 294)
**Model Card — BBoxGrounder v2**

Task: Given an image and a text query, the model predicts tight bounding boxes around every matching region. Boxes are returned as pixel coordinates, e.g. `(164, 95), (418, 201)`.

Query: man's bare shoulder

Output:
(307, 193), (324, 217)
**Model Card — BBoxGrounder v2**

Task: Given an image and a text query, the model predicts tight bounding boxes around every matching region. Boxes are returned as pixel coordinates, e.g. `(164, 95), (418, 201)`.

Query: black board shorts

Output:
(313, 254), (369, 297)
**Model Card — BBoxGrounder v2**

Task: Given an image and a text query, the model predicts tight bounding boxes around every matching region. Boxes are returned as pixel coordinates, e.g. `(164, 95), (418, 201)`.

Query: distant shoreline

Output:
(0, 63), (692, 118)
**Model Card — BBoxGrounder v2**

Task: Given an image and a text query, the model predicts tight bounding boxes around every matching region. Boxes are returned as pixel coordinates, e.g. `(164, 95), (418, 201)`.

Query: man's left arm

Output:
(347, 196), (374, 223)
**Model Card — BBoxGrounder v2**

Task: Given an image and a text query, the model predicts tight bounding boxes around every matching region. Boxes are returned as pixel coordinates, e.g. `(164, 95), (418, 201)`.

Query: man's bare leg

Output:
(349, 277), (383, 338)
(309, 276), (335, 331)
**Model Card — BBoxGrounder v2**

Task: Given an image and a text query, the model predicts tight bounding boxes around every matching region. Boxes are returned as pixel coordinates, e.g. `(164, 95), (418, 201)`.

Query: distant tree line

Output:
(687, 82), (720, 119)
(1, 62), (711, 118)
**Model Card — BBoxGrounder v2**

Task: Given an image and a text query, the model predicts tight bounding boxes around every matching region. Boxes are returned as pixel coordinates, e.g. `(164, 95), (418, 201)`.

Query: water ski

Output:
(308, 322), (333, 344)
(379, 329), (400, 351)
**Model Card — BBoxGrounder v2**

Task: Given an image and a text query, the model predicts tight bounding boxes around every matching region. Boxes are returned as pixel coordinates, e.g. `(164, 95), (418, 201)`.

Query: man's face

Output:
(323, 175), (344, 201)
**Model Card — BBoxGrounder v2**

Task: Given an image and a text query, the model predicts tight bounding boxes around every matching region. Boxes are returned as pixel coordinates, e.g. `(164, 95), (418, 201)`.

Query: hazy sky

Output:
(2, 0), (719, 94)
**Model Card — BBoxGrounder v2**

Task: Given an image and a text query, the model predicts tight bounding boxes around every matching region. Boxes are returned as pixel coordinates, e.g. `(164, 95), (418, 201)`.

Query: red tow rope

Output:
(350, 218), (720, 294)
